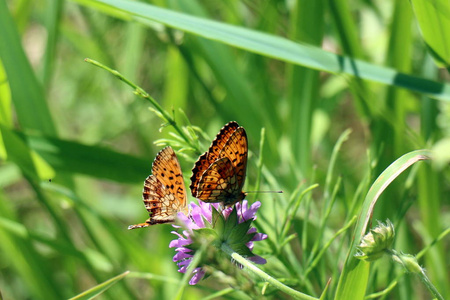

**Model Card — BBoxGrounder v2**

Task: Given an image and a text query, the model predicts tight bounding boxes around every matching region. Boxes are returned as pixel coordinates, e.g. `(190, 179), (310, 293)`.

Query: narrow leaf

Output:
(69, 271), (130, 300)
(335, 150), (432, 300)
(80, 0), (450, 101)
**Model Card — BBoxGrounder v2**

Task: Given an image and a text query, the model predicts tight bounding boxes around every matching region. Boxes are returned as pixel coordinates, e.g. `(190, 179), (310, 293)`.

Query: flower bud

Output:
(355, 219), (395, 262)
(392, 252), (422, 274)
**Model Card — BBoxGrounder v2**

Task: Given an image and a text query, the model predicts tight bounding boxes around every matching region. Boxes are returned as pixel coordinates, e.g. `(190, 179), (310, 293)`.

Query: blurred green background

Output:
(0, 0), (449, 299)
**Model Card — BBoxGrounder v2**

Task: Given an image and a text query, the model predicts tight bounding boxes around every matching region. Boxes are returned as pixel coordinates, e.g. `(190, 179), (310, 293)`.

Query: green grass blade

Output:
(166, 0), (281, 154)
(0, 0), (56, 135)
(78, 0), (450, 101)
(41, 0), (64, 88)
(0, 60), (12, 126)
(24, 132), (149, 183)
(0, 195), (64, 299)
(287, 0), (323, 175)
(417, 163), (448, 295)
(328, 0), (373, 119)
(410, 0), (450, 68)
(335, 150), (432, 300)
(0, 125), (55, 180)
(69, 271), (130, 300)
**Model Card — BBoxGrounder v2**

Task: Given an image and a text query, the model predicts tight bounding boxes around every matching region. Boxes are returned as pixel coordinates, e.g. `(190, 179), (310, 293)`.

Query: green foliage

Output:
(0, 0), (449, 299)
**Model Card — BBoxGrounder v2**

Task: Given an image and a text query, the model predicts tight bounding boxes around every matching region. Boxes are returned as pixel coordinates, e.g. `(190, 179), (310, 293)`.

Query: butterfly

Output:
(128, 146), (187, 229)
(190, 121), (248, 206)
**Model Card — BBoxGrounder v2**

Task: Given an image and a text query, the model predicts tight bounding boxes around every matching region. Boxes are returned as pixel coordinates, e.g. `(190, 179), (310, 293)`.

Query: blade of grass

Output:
(85, 58), (201, 155)
(335, 150), (432, 300)
(41, 0), (64, 88)
(0, 193), (64, 300)
(23, 131), (150, 183)
(168, 0), (275, 131)
(372, 0), (413, 189)
(166, 0), (282, 164)
(0, 0), (56, 135)
(304, 215), (357, 278)
(69, 271), (130, 300)
(0, 125), (55, 181)
(410, 0), (450, 68)
(77, 0), (450, 101)
(328, 0), (373, 119)
(420, 55), (440, 140)
(417, 163), (448, 295)
(0, 60), (12, 127)
(287, 0), (324, 175)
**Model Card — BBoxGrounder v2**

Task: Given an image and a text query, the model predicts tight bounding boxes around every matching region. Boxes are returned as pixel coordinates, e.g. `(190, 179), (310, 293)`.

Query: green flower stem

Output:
(221, 244), (318, 300)
(417, 269), (445, 300)
(281, 183), (319, 241)
(84, 58), (200, 154)
(175, 242), (207, 300)
(388, 249), (444, 300)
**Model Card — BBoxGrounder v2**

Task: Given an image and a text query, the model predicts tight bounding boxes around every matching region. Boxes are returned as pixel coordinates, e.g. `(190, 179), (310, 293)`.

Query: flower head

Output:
(169, 200), (267, 285)
(392, 252), (422, 274)
(355, 219), (395, 262)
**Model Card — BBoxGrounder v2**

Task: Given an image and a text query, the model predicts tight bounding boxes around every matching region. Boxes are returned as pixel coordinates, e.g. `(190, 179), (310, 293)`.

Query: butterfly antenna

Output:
(245, 190), (283, 194)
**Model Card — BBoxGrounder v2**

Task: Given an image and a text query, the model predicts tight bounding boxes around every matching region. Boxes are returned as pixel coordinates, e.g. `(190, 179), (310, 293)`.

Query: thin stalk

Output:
(84, 58), (200, 154)
(304, 216), (357, 278)
(280, 184), (319, 241)
(221, 244), (318, 300)
(174, 243), (207, 300)
(388, 249), (444, 300)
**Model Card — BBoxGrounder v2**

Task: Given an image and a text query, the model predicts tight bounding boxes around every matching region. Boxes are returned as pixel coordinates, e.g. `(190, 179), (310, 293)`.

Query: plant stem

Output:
(84, 58), (200, 154)
(221, 244), (318, 300)
(389, 249), (444, 300)
(417, 268), (445, 300)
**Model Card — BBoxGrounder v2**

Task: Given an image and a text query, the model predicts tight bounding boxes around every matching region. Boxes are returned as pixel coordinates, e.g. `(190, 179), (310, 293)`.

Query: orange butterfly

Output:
(128, 146), (187, 229)
(190, 121), (248, 206)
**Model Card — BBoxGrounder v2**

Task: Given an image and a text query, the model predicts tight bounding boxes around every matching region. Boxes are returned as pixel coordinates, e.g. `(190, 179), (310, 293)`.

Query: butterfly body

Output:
(190, 122), (248, 206)
(128, 146), (187, 229)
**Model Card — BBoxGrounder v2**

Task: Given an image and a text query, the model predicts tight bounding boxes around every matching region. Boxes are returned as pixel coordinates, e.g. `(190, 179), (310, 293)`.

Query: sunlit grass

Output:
(0, 0), (449, 299)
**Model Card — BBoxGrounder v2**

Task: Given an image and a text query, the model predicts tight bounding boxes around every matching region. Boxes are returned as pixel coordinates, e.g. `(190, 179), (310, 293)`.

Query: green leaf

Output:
(222, 206), (238, 240)
(79, 0), (450, 101)
(0, 60), (12, 127)
(0, 0), (56, 135)
(68, 271), (130, 300)
(237, 231), (257, 246)
(211, 205), (225, 236)
(334, 150), (432, 300)
(0, 125), (55, 180)
(193, 228), (218, 242)
(287, 0), (324, 173)
(228, 243), (255, 258)
(410, 0), (450, 68)
(23, 131), (149, 183)
(0, 197), (64, 300)
(228, 219), (253, 244)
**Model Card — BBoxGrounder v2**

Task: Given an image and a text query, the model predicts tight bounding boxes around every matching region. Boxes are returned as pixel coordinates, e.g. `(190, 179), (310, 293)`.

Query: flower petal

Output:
(221, 205), (234, 219)
(242, 201), (260, 221)
(251, 232), (267, 241)
(173, 252), (193, 262)
(198, 201), (213, 223)
(246, 241), (254, 251)
(180, 211), (202, 231)
(190, 203), (206, 228)
(248, 255), (267, 264)
(189, 268), (206, 285)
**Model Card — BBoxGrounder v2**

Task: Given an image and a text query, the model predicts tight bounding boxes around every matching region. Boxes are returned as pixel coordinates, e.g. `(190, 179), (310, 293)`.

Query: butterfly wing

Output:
(190, 121), (240, 197)
(195, 157), (245, 205)
(151, 146), (187, 211)
(128, 147), (187, 229)
(217, 127), (248, 194)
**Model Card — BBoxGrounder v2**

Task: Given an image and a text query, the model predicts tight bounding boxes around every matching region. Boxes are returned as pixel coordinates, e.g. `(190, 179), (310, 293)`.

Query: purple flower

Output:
(169, 200), (267, 285)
